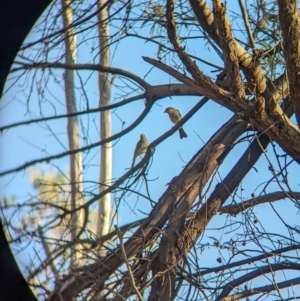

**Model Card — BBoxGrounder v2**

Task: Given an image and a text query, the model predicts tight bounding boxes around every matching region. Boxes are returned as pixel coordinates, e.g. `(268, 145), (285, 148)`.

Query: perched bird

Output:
(131, 134), (148, 168)
(164, 107), (188, 139)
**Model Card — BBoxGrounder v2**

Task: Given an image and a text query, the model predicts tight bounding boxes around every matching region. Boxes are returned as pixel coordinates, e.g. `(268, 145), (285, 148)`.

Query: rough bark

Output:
(278, 0), (300, 125)
(51, 116), (248, 301)
(188, 0), (273, 102)
(3, 1), (300, 300)
(148, 185), (200, 301)
(143, 56), (300, 164)
(145, 2), (296, 299)
(159, 0), (300, 164)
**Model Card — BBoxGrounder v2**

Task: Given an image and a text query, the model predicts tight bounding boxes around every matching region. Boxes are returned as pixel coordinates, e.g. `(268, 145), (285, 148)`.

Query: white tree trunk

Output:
(61, 0), (83, 268)
(96, 0), (112, 247)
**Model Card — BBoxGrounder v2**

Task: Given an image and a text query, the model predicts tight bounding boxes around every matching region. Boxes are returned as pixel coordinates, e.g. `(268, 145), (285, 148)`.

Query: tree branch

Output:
(278, 0), (300, 125)
(218, 276), (300, 301)
(220, 191), (300, 216)
(217, 263), (300, 299)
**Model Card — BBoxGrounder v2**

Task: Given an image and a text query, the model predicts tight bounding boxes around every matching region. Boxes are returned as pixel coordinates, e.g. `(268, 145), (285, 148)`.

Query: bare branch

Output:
(12, 62), (151, 90)
(220, 191), (300, 216)
(238, 0), (255, 49)
(143, 56), (300, 164)
(116, 226), (145, 301)
(218, 276), (300, 301)
(191, 245), (300, 277)
(218, 263), (300, 299)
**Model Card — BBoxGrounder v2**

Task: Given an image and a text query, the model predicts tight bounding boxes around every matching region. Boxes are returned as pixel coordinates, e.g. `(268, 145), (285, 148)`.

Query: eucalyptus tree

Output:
(1, 1), (300, 301)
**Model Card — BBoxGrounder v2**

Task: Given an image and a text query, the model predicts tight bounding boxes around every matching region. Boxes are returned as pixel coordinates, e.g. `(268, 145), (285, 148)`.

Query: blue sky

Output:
(1, 1), (300, 298)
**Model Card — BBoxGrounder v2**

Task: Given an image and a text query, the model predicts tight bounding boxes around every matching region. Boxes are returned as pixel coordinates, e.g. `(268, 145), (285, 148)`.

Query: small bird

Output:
(131, 134), (148, 168)
(164, 107), (188, 139)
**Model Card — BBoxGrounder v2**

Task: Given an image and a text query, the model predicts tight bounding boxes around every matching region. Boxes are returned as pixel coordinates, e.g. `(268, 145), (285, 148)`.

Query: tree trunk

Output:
(61, 0), (83, 269)
(96, 0), (112, 249)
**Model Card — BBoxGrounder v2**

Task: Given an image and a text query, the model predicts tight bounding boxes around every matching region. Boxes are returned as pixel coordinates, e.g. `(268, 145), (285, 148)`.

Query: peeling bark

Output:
(278, 0), (300, 125)
(189, 0), (272, 100)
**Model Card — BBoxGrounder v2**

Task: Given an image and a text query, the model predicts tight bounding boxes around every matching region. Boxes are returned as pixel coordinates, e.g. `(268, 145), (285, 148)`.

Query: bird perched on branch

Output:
(131, 134), (148, 168)
(164, 107), (188, 139)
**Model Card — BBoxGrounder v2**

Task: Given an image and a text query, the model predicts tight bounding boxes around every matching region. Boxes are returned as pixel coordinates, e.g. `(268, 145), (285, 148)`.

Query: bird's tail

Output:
(179, 128), (188, 139)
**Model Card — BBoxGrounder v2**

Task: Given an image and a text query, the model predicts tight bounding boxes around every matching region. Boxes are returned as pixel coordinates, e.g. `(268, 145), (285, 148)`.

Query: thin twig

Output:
(115, 226), (145, 301)
(238, 0), (255, 49)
